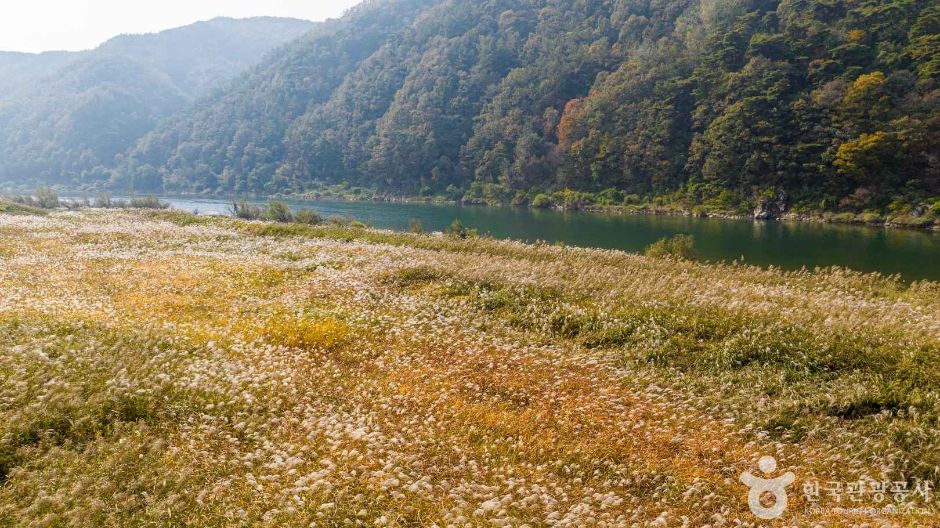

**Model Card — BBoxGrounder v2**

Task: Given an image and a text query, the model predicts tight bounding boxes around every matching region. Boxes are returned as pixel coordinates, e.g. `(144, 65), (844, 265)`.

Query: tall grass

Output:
(0, 208), (936, 525)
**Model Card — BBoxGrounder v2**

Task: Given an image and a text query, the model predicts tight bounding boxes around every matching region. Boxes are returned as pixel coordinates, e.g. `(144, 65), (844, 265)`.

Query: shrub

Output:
(557, 189), (594, 210)
(929, 201), (940, 219)
(858, 211), (884, 224)
(35, 187), (59, 209)
(511, 192), (529, 207)
(231, 200), (263, 220)
(444, 219), (478, 239)
(531, 194), (554, 208)
(481, 183), (513, 204)
(262, 201), (294, 223)
(327, 215), (353, 226)
(889, 215), (934, 228)
(708, 190), (746, 212)
(596, 188), (625, 205)
(61, 199), (85, 210)
(128, 196), (169, 209)
(293, 209), (323, 225)
(443, 185), (464, 202)
(644, 234), (697, 261)
(94, 192), (113, 208)
(828, 212), (859, 224)
(409, 219), (425, 234)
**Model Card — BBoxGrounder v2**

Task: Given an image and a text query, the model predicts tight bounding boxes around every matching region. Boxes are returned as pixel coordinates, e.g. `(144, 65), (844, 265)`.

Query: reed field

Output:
(0, 208), (938, 527)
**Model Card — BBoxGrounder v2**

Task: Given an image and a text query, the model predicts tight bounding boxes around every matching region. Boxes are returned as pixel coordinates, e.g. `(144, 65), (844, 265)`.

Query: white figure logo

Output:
(740, 456), (795, 520)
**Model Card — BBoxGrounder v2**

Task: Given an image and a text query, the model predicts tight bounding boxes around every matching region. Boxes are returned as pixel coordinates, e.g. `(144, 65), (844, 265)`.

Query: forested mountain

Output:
(0, 17), (315, 186)
(0, 51), (76, 94)
(123, 0), (439, 192)
(14, 0), (940, 216)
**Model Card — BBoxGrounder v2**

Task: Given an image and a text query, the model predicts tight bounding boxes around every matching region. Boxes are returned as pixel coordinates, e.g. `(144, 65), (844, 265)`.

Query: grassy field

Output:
(0, 208), (938, 527)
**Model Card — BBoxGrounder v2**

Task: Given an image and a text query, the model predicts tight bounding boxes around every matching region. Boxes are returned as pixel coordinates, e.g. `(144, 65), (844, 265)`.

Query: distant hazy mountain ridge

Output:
(0, 17), (314, 186)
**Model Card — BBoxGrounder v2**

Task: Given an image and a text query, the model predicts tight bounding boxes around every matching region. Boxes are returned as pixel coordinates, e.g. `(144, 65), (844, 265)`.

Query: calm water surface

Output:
(148, 196), (939, 282)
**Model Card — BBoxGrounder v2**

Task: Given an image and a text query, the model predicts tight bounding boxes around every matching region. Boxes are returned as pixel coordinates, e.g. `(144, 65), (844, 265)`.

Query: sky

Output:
(0, 0), (364, 53)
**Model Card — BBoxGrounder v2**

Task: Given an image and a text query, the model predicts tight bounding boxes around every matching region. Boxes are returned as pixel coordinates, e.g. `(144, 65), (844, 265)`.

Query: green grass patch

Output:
(0, 316), (213, 486)
(0, 200), (47, 216)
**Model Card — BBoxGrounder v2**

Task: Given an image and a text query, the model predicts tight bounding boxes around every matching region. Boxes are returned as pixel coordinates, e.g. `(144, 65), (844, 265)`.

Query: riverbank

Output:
(0, 208), (938, 525)
(284, 190), (940, 232)
(7, 183), (939, 231)
(582, 203), (940, 231)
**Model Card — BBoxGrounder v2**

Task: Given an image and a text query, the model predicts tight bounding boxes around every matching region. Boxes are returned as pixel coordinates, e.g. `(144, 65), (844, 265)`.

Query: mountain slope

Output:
(0, 17), (315, 187)
(124, 0), (437, 193)
(0, 51), (77, 94)
(122, 0), (939, 215)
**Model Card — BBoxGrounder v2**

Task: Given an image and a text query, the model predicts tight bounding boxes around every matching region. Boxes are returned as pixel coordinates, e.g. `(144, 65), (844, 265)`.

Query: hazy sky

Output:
(0, 0), (364, 53)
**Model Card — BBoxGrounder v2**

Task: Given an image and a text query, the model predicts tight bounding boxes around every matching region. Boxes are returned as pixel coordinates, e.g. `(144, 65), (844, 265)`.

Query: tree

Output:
(834, 131), (899, 186)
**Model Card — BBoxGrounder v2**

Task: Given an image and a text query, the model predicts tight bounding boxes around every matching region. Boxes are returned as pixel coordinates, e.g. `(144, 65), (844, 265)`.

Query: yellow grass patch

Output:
(260, 315), (352, 351)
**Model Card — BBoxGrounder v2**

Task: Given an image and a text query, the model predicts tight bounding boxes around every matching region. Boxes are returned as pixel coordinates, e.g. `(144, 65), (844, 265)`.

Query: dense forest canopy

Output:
(5, 0), (940, 215)
(0, 17), (315, 188)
